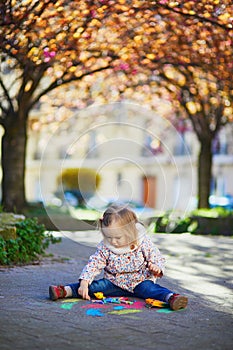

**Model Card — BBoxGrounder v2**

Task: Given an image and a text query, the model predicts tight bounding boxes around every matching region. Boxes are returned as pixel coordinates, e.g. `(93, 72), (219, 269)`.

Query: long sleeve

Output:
(79, 235), (166, 292)
(141, 236), (166, 276)
(79, 243), (108, 284)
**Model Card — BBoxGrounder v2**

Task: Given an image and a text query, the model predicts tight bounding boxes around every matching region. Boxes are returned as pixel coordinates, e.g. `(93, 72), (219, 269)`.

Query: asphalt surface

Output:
(0, 230), (232, 350)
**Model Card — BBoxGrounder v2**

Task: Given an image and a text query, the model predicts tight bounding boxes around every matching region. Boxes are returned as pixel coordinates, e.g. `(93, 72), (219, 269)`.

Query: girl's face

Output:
(102, 220), (129, 248)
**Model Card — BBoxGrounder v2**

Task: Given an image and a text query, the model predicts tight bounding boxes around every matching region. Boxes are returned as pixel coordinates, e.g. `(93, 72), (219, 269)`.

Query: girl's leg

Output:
(89, 279), (134, 298)
(66, 279), (133, 299)
(66, 282), (80, 298)
(133, 280), (173, 302)
(49, 282), (81, 300)
(49, 279), (132, 300)
(133, 280), (188, 310)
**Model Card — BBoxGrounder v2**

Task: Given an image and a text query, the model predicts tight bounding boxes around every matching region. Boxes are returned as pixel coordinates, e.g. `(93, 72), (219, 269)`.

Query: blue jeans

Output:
(67, 278), (173, 302)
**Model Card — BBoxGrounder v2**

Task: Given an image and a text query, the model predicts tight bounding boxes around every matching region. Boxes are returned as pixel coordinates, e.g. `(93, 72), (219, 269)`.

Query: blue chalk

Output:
(86, 308), (104, 317)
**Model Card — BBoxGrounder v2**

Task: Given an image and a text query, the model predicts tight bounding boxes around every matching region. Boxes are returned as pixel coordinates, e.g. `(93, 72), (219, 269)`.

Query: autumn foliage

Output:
(0, 1), (232, 210)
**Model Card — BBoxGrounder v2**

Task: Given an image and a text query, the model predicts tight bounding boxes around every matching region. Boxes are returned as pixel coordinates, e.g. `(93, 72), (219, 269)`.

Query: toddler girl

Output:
(49, 205), (188, 311)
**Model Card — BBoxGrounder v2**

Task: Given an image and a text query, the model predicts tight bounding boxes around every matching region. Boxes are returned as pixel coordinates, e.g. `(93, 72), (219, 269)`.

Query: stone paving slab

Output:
(0, 232), (232, 350)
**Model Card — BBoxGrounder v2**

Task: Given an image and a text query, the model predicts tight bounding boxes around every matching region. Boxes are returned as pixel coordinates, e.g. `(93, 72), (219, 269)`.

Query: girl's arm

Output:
(142, 236), (166, 277)
(79, 243), (108, 284)
(78, 244), (108, 300)
(147, 261), (163, 277)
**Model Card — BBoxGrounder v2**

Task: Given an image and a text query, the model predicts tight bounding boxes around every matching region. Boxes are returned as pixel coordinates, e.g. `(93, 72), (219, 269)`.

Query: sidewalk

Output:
(0, 231), (232, 350)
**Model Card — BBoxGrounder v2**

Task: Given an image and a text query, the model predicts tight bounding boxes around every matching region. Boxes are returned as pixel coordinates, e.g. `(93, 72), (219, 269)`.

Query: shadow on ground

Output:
(0, 233), (232, 350)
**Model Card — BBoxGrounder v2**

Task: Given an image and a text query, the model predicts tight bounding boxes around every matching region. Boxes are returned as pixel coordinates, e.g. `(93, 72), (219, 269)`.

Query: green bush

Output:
(191, 207), (232, 218)
(0, 217), (60, 265)
(153, 208), (233, 235)
(154, 212), (192, 233)
(190, 208), (233, 235)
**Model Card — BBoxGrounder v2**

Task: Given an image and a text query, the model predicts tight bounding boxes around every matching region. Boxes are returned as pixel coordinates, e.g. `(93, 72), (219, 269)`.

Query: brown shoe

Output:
(49, 285), (67, 301)
(169, 294), (188, 311)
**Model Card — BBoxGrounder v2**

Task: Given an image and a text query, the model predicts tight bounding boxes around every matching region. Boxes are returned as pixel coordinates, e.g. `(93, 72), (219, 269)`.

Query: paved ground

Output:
(0, 230), (232, 350)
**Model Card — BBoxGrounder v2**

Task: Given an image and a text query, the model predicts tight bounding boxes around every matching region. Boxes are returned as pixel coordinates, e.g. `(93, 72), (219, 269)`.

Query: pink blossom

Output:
(90, 10), (97, 17)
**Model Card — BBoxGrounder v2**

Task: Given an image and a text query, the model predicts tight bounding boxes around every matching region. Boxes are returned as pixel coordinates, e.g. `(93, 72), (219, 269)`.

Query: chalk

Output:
(60, 303), (73, 310)
(86, 308), (104, 317)
(62, 298), (82, 303)
(108, 309), (142, 315)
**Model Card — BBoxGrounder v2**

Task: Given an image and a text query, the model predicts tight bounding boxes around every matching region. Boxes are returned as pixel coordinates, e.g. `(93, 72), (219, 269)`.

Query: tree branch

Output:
(0, 99), (8, 115)
(29, 63), (113, 110)
(156, 2), (233, 32)
(0, 0), (58, 28)
(0, 77), (15, 114)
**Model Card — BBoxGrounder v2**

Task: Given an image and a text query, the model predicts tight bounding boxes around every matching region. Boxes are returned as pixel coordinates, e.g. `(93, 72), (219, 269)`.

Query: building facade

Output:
(24, 102), (233, 213)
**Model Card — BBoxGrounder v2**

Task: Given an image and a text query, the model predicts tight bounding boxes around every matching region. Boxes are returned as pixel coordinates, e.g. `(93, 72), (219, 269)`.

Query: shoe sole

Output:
(171, 296), (188, 311)
(49, 286), (58, 301)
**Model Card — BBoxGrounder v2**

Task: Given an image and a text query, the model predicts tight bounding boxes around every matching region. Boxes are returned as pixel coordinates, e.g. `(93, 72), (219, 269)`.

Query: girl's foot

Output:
(49, 285), (67, 301)
(169, 294), (188, 311)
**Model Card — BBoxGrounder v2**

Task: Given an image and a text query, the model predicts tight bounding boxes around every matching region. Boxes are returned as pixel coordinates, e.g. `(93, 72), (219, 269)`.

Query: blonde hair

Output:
(99, 204), (139, 249)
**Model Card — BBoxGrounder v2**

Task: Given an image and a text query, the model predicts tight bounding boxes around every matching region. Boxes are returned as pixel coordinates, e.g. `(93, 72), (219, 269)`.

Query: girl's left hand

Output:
(148, 262), (163, 277)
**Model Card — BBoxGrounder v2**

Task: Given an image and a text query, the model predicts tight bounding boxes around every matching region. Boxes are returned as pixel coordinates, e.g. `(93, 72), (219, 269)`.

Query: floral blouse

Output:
(79, 234), (166, 292)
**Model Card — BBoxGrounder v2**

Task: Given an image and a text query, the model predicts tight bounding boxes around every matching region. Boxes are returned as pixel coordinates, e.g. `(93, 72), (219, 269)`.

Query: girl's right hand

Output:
(78, 280), (90, 300)
(148, 262), (163, 277)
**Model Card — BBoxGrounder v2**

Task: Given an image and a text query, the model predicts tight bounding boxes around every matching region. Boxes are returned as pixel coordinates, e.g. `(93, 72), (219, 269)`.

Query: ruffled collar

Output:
(102, 222), (147, 255)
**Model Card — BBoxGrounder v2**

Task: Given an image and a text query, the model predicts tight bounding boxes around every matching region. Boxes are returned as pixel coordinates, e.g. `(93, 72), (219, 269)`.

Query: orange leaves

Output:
(158, 0), (233, 29)
(186, 101), (201, 114)
(0, 0), (232, 120)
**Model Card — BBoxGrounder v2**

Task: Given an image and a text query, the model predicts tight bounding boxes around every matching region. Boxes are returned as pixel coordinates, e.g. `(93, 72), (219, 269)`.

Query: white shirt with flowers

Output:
(79, 225), (165, 292)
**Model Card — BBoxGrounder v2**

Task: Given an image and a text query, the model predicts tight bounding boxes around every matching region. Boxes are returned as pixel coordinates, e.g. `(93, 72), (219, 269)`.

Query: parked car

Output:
(52, 190), (94, 207)
(188, 195), (233, 211)
(209, 194), (233, 210)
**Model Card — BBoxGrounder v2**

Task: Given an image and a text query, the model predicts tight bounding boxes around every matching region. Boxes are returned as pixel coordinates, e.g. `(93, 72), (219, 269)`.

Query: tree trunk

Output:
(198, 138), (212, 208)
(1, 116), (27, 212)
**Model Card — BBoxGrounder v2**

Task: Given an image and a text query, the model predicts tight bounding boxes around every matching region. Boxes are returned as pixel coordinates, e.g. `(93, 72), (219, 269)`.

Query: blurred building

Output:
(25, 102), (233, 213)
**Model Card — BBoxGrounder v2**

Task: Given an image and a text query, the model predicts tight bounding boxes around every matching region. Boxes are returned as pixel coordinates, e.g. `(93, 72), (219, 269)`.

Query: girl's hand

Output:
(148, 262), (163, 277)
(78, 280), (90, 300)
